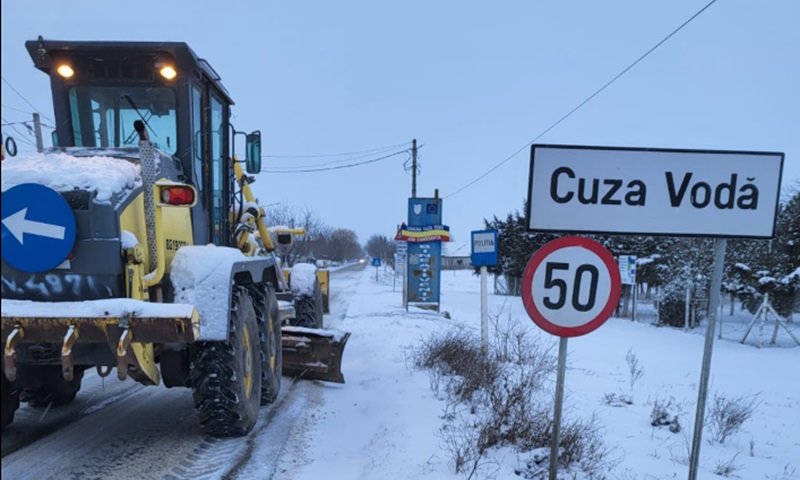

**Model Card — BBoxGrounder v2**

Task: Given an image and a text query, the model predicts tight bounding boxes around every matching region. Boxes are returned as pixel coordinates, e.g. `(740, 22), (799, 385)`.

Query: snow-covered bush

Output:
(415, 330), (501, 403)
(418, 327), (612, 479)
(713, 453), (741, 477)
(625, 349), (644, 395)
(706, 392), (760, 444)
(650, 397), (682, 433)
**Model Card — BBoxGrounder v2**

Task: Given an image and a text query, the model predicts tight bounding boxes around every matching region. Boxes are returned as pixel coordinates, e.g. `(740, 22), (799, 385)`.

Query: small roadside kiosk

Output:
(523, 144), (783, 480)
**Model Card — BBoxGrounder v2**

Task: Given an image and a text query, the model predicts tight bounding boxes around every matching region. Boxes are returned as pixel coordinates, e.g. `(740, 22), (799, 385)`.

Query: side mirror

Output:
(245, 131), (262, 174)
(276, 233), (292, 246)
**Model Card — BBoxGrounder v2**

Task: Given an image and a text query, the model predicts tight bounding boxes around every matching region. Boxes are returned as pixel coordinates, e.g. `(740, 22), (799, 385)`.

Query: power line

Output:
(267, 145), (409, 170)
(264, 141), (409, 159)
(1, 120), (37, 148)
(444, 0), (719, 199)
(262, 149), (408, 173)
(1, 76), (53, 123)
(1, 104), (35, 115)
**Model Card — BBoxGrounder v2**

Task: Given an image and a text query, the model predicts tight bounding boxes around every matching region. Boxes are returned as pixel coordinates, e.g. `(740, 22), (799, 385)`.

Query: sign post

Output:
(521, 236), (621, 479)
(618, 255), (637, 320)
(688, 238), (726, 480)
(371, 257), (381, 282)
(396, 241), (408, 304)
(471, 229), (498, 350)
(525, 144), (784, 479)
(400, 197), (450, 311)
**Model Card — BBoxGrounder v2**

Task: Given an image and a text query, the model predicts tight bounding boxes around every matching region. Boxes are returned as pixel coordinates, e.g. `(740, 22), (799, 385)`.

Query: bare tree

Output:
(365, 234), (396, 265)
(264, 204), (327, 266)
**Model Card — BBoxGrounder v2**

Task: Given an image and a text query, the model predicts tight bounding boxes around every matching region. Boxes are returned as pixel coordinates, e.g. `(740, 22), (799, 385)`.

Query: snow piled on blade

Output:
(1, 151), (141, 203)
(291, 263), (317, 295)
(170, 245), (252, 341)
(121, 230), (139, 249)
(1, 298), (194, 318)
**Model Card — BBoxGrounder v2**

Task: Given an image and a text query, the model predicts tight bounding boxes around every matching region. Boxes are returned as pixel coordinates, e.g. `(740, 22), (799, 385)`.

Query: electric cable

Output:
(262, 149), (408, 173)
(1, 116), (37, 147)
(267, 146), (410, 170)
(444, 0), (719, 199)
(1, 76), (54, 123)
(264, 141), (409, 159)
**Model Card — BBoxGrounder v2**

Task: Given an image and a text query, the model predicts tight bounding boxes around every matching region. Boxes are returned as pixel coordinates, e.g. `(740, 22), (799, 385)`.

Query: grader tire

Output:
(21, 367), (84, 407)
(292, 279), (324, 329)
(2, 373), (20, 430)
(251, 283), (282, 405)
(190, 287), (262, 437)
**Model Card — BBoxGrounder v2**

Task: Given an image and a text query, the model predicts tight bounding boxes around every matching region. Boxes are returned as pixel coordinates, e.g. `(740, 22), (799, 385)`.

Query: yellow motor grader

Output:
(1, 38), (348, 436)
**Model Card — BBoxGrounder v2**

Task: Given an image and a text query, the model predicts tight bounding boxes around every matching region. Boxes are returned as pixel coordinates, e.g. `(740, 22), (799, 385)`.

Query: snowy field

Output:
(285, 267), (799, 480)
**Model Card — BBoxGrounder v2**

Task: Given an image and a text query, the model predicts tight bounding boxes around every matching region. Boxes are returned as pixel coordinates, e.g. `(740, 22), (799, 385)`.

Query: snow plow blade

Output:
(281, 326), (350, 383)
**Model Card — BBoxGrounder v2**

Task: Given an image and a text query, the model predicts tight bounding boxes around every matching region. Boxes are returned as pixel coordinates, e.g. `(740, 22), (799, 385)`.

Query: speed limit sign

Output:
(521, 236), (621, 337)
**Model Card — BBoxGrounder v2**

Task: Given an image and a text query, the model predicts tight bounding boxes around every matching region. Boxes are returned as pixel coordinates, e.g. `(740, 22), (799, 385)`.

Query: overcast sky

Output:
(2, 0), (797, 244)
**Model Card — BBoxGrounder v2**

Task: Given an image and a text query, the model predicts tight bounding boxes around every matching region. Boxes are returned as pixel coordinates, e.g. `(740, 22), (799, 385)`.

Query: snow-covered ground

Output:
(285, 267), (799, 480)
(2, 266), (797, 479)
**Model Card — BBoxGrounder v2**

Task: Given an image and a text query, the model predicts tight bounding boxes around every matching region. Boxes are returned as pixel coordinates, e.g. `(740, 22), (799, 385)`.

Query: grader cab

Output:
(1, 38), (349, 435)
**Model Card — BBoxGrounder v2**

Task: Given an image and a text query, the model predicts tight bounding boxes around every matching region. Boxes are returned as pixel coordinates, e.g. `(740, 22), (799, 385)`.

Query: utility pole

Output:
(411, 138), (417, 198)
(33, 113), (44, 153)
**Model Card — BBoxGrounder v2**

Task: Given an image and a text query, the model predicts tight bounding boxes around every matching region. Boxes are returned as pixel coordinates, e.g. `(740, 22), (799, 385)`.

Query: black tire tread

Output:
(250, 283), (282, 405)
(2, 374), (19, 430)
(292, 279), (324, 329)
(190, 286), (261, 437)
(21, 368), (83, 407)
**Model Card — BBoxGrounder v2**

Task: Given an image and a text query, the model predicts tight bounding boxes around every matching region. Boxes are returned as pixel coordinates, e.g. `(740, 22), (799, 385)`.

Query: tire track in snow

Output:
(1, 371), (145, 457)
(162, 378), (302, 480)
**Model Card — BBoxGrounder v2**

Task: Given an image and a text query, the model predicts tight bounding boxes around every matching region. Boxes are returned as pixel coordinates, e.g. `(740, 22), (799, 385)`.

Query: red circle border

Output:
(520, 236), (621, 337)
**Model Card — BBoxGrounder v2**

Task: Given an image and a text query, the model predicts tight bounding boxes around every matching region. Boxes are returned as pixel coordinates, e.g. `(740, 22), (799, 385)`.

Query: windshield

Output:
(67, 86), (177, 153)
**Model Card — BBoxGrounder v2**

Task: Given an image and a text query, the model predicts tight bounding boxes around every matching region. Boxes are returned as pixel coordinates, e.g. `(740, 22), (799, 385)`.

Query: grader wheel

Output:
(190, 287), (262, 437)
(251, 283), (282, 405)
(2, 373), (20, 430)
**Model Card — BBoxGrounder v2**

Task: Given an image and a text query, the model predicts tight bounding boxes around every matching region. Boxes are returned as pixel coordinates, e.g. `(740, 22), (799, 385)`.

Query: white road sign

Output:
(472, 231), (496, 253)
(527, 145), (784, 238)
(618, 255), (636, 285)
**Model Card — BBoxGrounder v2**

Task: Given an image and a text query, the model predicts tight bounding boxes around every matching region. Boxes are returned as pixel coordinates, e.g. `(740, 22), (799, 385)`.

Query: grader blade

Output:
(281, 326), (350, 384)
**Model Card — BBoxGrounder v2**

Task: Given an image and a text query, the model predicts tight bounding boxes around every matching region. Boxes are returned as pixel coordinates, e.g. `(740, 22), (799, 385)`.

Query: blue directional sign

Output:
(471, 229), (498, 267)
(1, 183), (76, 273)
(371, 257), (382, 267)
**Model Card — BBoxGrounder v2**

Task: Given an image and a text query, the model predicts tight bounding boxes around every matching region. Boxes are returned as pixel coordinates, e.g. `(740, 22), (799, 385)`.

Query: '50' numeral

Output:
(543, 262), (599, 312)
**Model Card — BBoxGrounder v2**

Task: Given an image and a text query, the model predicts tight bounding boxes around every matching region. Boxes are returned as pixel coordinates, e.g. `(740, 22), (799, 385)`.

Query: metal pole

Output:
(549, 337), (568, 480)
(402, 254), (408, 309)
(33, 113), (44, 153)
(411, 139), (417, 198)
(480, 266), (488, 351)
(684, 279), (691, 331)
(688, 238), (727, 480)
(632, 282), (637, 322)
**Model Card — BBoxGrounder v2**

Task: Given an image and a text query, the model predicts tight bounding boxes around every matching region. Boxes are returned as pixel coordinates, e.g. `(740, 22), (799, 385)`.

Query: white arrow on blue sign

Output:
(1, 183), (77, 273)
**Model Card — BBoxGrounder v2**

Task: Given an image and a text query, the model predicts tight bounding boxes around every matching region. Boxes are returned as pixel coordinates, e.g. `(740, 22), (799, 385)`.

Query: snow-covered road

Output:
(4, 265), (798, 479)
(0, 265), (365, 480)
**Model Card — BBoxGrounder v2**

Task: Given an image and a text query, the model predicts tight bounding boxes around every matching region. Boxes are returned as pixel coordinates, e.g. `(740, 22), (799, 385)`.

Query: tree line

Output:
(484, 188), (800, 326)
(264, 204), (364, 266)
